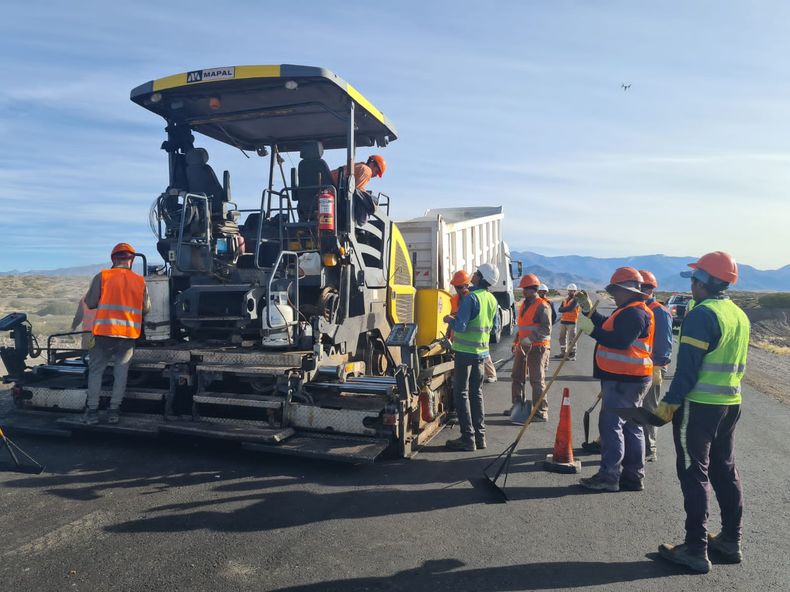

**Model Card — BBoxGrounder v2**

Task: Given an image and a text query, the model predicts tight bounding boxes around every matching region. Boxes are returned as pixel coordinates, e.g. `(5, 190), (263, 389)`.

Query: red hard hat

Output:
(639, 269), (658, 289)
(111, 242), (135, 259)
(450, 270), (471, 287)
(687, 251), (738, 285)
(519, 273), (540, 289)
(368, 155), (386, 177)
(607, 266), (645, 295)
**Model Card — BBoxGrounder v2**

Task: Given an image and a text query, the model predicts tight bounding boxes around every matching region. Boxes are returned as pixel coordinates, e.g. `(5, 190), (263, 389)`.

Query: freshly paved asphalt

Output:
(1, 306), (789, 591)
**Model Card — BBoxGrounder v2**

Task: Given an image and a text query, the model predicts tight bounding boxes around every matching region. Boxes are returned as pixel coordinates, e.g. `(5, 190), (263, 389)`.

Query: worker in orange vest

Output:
(638, 269), (674, 462)
(82, 243), (150, 425)
(576, 267), (655, 492)
(330, 155), (386, 192)
(557, 283), (580, 361)
(510, 274), (552, 421)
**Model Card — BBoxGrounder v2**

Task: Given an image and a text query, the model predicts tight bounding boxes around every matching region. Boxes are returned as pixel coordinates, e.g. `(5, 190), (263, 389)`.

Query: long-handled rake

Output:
(0, 425), (45, 475)
(482, 300), (598, 500)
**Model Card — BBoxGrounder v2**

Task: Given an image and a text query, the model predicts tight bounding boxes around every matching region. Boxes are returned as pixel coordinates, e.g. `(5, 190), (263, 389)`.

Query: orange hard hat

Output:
(519, 273), (540, 289)
(367, 155), (386, 177)
(607, 266), (645, 294)
(111, 242), (136, 259)
(683, 251), (738, 285)
(639, 269), (658, 289)
(450, 270), (471, 287)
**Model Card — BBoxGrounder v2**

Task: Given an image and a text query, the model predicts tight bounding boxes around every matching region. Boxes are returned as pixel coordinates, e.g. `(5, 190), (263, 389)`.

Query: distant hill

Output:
(520, 264), (604, 292)
(0, 263), (104, 277)
(512, 252), (790, 292)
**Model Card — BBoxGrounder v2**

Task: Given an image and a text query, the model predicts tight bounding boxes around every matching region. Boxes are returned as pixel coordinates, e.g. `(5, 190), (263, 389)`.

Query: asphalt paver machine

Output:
(0, 65), (455, 462)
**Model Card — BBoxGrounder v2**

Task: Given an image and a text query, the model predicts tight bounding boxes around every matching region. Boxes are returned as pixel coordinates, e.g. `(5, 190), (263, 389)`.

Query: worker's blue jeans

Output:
(453, 351), (486, 442)
(598, 379), (650, 483)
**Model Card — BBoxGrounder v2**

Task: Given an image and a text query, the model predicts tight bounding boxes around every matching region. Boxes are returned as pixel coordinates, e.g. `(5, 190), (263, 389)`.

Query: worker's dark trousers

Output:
(453, 351), (486, 442)
(672, 401), (743, 553)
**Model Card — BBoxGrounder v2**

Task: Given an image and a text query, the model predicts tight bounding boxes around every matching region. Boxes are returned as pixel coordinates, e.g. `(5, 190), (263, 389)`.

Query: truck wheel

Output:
(502, 305), (515, 336)
(490, 310), (503, 344)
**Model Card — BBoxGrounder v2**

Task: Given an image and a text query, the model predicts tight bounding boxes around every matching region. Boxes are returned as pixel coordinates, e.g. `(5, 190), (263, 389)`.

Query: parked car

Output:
(666, 294), (692, 328)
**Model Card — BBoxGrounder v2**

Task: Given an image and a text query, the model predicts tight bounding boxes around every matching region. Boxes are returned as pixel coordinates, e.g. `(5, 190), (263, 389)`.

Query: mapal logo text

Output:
(186, 67), (236, 84)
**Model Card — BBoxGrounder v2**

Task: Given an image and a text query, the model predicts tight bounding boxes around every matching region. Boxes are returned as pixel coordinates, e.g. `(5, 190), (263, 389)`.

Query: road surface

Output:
(1, 307), (788, 591)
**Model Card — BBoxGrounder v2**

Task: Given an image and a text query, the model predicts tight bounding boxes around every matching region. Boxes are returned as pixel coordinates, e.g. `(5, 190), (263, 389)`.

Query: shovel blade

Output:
(509, 400), (533, 425)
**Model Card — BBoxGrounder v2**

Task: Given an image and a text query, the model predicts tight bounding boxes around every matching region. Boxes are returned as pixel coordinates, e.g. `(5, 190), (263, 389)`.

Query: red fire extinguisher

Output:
(419, 387), (437, 422)
(318, 189), (335, 233)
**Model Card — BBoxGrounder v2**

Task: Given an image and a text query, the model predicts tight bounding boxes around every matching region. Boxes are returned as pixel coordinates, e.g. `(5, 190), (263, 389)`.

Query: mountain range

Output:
(512, 252), (790, 292)
(2, 253), (790, 292)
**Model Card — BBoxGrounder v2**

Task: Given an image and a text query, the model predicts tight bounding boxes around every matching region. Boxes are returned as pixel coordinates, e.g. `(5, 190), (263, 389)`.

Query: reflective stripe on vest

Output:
(452, 289), (498, 355)
(560, 297), (580, 323)
(595, 300), (655, 377)
(686, 299), (749, 406)
(93, 268), (146, 339)
(517, 297), (550, 346)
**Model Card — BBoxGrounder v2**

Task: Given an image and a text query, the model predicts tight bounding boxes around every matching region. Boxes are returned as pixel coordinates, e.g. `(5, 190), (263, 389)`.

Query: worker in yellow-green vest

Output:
(651, 251), (749, 574)
(443, 263), (501, 452)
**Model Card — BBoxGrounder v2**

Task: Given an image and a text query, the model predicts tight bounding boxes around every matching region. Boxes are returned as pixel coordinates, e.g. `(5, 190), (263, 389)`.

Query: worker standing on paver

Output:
(557, 283), (580, 361)
(509, 274), (552, 421)
(576, 267), (654, 492)
(653, 252), (748, 574)
(443, 263), (500, 451)
(83, 243), (150, 425)
(330, 155), (385, 192)
(638, 269), (673, 462)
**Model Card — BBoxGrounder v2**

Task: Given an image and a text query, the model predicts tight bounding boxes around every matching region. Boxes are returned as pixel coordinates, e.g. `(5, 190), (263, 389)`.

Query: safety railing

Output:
(175, 193), (212, 273)
(265, 250), (300, 331)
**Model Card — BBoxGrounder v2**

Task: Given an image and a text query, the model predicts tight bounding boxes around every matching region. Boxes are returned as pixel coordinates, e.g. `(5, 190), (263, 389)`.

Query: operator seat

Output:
(185, 148), (226, 209)
(295, 141), (333, 222)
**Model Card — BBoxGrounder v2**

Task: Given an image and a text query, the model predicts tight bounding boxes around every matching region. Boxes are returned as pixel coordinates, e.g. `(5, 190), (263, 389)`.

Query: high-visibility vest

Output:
(560, 297), (580, 323)
(595, 301), (655, 377)
(517, 297), (550, 347)
(93, 268), (146, 339)
(686, 299), (749, 405)
(452, 289), (498, 355)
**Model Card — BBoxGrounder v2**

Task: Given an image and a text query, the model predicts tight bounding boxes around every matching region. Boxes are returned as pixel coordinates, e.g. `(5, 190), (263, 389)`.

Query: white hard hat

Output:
(477, 263), (500, 286)
(566, 283), (578, 291)
(538, 283), (548, 292)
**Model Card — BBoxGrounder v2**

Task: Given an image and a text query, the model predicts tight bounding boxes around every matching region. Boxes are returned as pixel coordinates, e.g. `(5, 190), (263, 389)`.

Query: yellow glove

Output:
(652, 401), (680, 424)
(652, 366), (663, 386)
(574, 290), (593, 313)
(577, 314), (594, 335)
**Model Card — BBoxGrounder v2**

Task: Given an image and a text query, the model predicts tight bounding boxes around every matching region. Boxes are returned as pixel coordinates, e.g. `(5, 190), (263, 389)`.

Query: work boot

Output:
(568, 354), (577, 361)
(532, 413), (548, 423)
(446, 411), (458, 424)
(619, 476), (644, 491)
(503, 406), (514, 417)
(645, 449), (658, 462)
(554, 352), (565, 359)
(475, 435), (487, 450)
(106, 408), (121, 425)
(579, 473), (619, 492)
(445, 437), (475, 452)
(707, 533), (742, 563)
(484, 376), (497, 383)
(81, 408), (100, 425)
(658, 543), (711, 574)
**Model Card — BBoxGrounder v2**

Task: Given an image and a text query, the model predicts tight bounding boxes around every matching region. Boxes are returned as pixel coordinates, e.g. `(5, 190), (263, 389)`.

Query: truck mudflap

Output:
(0, 408), (393, 464)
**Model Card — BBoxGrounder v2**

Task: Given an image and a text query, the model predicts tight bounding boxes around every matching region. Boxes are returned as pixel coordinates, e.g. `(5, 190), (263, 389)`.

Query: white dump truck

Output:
(398, 206), (521, 343)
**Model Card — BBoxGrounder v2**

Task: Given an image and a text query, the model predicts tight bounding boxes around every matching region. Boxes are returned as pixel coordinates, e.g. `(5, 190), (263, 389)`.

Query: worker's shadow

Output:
(263, 557), (679, 591)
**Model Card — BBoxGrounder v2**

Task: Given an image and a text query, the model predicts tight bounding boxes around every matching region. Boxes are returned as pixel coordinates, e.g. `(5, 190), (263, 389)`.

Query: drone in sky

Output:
(621, 83), (632, 91)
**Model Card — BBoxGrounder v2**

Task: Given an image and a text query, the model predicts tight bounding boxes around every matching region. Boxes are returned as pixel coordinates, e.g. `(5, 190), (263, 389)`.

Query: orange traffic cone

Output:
(543, 387), (581, 474)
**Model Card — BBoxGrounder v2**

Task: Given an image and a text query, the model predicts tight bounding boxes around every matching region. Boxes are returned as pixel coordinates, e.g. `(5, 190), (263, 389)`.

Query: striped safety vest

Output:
(517, 298), (551, 347)
(595, 300), (655, 377)
(452, 289), (498, 355)
(560, 297), (580, 323)
(93, 268), (146, 339)
(684, 299), (749, 405)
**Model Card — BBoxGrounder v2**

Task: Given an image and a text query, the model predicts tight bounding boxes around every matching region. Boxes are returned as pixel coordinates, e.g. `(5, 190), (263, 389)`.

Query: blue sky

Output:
(2, 1), (789, 271)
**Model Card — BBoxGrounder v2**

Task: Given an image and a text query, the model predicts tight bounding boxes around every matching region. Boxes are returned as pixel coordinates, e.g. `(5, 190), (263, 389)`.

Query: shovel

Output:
(509, 349), (532, 424)
(482, 301), (598, 500)
(0, 425), (45, 475)
(582, 392), (603, 445)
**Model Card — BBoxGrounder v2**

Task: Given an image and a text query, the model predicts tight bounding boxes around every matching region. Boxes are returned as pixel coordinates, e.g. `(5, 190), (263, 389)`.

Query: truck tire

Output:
(490, 309), (503, 344)
(502, 305), (516, 336)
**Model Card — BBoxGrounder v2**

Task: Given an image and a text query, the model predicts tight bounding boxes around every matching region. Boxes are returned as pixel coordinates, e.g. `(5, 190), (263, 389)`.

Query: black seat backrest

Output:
(185, 148), (226, 205)
(295, 141), (333, 221)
